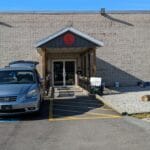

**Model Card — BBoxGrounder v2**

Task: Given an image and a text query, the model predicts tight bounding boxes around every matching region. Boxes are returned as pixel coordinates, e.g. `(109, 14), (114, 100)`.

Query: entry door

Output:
(65, 61), (75, 86)
(53, 61), (75, 86)
(54, 62), (63, 86)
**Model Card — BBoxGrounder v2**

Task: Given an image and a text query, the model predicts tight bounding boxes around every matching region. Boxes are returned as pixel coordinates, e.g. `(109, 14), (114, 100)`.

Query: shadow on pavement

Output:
(103, 86), (150, 95)
(53, 95), (104, 118)
(0, 95), (106, 121)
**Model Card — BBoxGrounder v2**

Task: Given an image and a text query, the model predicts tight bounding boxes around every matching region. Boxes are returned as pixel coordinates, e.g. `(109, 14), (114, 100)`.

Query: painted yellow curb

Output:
(97, 108), (112, 111)
(87, 112), (121, 118)
(49, 116), (121, 122)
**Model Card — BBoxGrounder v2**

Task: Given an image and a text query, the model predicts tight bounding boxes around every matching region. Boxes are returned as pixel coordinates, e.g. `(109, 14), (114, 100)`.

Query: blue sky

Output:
(0, 0), (150, 11)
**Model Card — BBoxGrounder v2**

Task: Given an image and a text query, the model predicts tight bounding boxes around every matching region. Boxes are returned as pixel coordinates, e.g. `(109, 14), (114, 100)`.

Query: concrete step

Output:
(54, 86), (88, 99)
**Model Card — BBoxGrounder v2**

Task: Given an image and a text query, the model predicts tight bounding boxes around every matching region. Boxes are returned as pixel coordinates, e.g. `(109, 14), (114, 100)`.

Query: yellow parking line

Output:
(87, 112), (121, 118)
(49, 108), (121, 120)
(97, 107), (112, 110)
(49, 98), (53, 119)
(49, 115), (121, 122)
(54, 108), (83, 113)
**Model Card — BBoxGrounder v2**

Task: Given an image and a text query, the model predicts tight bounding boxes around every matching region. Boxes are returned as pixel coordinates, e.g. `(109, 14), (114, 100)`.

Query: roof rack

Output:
(8, 60), (39, 68)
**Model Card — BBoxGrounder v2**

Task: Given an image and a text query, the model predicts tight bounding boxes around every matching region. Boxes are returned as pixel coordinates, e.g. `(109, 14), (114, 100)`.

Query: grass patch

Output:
(131, 113), (150, 119)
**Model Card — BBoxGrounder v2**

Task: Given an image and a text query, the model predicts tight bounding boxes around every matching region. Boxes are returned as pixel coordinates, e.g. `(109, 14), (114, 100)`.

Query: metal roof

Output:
(35, 27), (104, 48)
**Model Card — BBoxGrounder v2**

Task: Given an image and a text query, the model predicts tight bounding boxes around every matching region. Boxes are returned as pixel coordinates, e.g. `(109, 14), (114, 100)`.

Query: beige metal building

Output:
(0, 10), (150, 87)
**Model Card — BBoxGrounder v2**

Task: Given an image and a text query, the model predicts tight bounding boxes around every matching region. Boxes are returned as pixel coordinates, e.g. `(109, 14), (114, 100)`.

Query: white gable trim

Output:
(35, 27), (104, 48)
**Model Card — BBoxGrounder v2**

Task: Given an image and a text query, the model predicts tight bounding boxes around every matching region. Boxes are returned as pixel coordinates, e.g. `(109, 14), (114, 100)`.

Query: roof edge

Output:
(0, 10), (150, 15)
(35, 27), (104, 48)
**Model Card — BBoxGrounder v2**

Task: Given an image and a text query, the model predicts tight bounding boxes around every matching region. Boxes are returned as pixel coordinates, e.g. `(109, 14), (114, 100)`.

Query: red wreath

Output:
(63, 33), (75, 46)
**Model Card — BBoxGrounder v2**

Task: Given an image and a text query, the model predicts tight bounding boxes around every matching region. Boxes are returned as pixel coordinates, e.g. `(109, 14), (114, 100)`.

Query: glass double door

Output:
(53, 60), (75, 86)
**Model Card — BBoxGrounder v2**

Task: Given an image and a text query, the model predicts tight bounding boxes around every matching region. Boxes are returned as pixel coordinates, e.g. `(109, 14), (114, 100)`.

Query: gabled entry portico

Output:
(35, 27), (103, 87)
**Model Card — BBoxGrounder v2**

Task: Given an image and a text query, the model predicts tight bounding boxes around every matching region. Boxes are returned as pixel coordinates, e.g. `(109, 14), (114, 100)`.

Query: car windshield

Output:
(0, 70), (36, 84)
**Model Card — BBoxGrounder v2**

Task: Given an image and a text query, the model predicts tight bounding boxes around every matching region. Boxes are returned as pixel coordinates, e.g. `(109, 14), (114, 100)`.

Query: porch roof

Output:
(35, 27), (104, 48)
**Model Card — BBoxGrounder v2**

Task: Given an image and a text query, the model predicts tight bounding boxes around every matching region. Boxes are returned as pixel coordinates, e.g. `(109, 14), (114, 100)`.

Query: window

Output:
(0, 70), (36, 84)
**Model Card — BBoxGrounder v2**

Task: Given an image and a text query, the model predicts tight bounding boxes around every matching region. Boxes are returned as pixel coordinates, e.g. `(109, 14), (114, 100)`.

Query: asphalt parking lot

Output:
(50, 95), (121, 121)
(0, 95), (121, 122)
(0, 96), (150, 150)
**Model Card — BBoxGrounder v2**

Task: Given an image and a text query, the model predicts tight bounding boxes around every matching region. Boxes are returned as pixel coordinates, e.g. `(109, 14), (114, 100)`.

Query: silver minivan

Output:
(0, 61), (43, 116)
